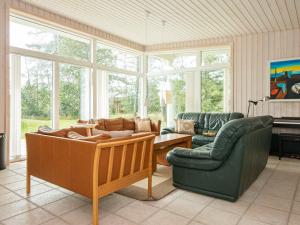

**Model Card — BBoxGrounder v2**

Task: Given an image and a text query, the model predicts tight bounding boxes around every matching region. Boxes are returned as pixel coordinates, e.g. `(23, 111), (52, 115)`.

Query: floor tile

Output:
(254, 194), (293, 211)
(210, 199), (250, 215)
(239, 190), (259, 203)
(116, 201), (158, 223)
(61, 204), (108, 225)
(0, 192), (22, 206)
(43, 196), (87, 216)
(288, 214), (300, 225)
(101, 214), (136, 225)
(244, 204), (289, 225)
(40, 218), (69, 225)
(100, 193), (134, 212)
(180, 191), (213, 205)
(195, 206), (241, 225)
(29, 189), (68, 206)
(0, 199), (36, 221)
(165, 197), (206, 218)
(16, 183), (53, 198)
(238, 217), (274, 225)
(1, 208), (53, 225)
(142, 209), (189, 225)
(0, 174), (25, 185)
(292, 201), (300, 215)
(189, 222), (206, 225)
(0, 186), (10, 195)
(3, 179), (39, 191)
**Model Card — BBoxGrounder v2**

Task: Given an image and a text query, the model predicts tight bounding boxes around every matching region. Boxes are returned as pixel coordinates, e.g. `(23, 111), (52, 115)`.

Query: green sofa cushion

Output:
(172, 143), (214, 159)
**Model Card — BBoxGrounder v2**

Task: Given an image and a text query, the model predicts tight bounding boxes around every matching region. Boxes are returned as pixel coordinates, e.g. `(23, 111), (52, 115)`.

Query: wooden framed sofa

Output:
(26, 133), (155, 225)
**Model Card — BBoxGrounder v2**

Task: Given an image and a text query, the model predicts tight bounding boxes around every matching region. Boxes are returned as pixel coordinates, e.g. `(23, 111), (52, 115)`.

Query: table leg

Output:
(86, 128), (92, 137)
(152, 152), (157, 173)
(278, 137), (282, 160)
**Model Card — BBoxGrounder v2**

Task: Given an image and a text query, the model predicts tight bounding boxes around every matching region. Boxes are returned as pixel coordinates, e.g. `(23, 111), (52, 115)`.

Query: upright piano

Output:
(271, 117), (300, 158)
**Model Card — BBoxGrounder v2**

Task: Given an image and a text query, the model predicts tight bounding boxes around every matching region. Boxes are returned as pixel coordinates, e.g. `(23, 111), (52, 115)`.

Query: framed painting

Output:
(269, 58), (300, 101)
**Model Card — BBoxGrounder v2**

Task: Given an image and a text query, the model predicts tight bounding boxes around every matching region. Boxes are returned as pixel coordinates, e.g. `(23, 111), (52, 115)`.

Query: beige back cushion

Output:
(135, 118), (152, 132)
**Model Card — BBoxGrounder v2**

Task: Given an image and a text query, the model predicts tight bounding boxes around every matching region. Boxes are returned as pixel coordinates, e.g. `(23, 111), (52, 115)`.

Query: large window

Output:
(96, 43), (140, 72)
(59, 64), (91, 127)
(108, 73), (139, 118)
(147, 49), (229, 127)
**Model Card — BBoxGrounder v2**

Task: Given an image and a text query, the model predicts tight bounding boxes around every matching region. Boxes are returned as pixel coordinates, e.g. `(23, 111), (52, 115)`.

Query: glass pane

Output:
(148, 54), (197, 73)
(10, 17), (57, 54)
(59, 64), (90, 127)
(10, 16), (91, 61)
(21, 57), (53, 158)
(96, 43), (139, 72)
(147, 73), (186, 128)
(201, 69), (224, 112)
(58, 32), (91, 61)
(202, 50), (229, 65)
(108, 73), (139, 118)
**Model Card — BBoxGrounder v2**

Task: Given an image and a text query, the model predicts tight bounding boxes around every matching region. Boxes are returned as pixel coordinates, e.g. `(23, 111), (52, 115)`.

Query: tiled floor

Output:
(0, 156), (299, 225)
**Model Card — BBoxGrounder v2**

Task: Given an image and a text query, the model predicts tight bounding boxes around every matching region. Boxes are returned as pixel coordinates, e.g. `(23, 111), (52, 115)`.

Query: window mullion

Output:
(53, 61), (60, 129)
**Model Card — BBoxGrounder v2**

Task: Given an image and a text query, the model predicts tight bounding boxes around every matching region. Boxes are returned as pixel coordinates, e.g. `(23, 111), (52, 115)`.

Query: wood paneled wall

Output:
(233, 29), (300, 117)
(147, 29), (300, 117)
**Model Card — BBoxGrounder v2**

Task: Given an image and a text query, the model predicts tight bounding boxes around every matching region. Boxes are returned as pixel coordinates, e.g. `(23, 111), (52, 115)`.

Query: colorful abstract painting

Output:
(270, 58), (300, 100)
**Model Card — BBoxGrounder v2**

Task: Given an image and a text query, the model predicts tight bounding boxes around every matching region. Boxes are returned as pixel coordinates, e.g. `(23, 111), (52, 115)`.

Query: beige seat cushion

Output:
(175, 119), (195, 135)
(92, 129), (134, 138)
(67, 131), (111, 142)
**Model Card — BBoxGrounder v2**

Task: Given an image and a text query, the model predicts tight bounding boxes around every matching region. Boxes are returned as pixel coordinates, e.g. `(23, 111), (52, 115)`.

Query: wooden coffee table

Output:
(153, 133), (192, 172)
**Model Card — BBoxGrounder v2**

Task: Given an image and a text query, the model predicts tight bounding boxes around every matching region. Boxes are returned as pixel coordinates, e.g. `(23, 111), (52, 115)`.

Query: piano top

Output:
(273, 117), (300, 128)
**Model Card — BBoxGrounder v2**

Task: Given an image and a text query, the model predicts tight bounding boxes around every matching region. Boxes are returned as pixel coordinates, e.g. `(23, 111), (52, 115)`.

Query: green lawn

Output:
(21, 118), (77, 138)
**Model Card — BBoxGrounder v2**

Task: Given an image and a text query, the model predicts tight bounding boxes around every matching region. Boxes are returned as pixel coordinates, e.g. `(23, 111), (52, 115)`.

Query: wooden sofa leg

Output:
(26, 165), (30, 194)
(148, 172), (153, 200)
(93, 197), (99, 225)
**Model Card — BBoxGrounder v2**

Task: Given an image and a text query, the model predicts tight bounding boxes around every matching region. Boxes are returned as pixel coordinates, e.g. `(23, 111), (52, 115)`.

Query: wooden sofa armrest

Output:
(151, 120), (161, 135)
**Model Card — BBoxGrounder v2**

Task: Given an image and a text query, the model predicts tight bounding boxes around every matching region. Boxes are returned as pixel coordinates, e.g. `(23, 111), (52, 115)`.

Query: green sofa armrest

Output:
(166, 152), (222, 171)
(161, 127), (176, 135)
(171, 147), (212, 159)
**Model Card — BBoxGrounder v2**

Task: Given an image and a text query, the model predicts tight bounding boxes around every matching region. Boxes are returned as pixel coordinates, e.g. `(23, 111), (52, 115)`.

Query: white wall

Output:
(233, 29), (300, 117)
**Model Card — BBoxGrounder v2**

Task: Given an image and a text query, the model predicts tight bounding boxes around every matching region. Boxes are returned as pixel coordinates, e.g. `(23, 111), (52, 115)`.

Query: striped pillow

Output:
(37, 126), (67, 137)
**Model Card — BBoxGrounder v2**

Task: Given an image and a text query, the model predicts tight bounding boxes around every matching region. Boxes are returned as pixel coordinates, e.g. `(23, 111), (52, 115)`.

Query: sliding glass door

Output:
(10, 55), (53, 160)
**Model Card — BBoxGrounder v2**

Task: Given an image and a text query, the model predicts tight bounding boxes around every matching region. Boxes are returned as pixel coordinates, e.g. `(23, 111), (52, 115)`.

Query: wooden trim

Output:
(106, 146), (115, 182)
(119, 144), (127, 178)
(92, 148), (101, 225)
(130, 143), (138, 174)
(139, 141), (146, 171)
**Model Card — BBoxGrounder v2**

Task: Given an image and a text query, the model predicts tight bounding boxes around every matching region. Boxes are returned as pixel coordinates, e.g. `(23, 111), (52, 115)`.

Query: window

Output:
(201, 69), (225, 112)
(108, 73), (139, 118)
(96, 43), (140, 72)
(147, 49), (229, 128)
(10, 16), (91, 61)
(10, 55), (53, 160)
(59, 64), (91, 127)
(202, 50), (229, 66)
(148, 54), (197, 73)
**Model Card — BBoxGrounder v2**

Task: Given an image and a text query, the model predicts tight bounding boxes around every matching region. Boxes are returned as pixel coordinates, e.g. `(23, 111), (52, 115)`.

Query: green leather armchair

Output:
(166, 116), (273, 202)
(161, 112), (244, 148)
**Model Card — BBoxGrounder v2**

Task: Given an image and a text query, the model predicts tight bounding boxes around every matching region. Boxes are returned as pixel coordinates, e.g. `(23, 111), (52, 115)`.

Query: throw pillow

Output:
(38, 126), (68, 137)
(175, 119), (195, 135)
(135, 118), (152, 133)
(67, 131), (111, 142)
(203, 130), (217, 137)
(104, 118), (124, 131)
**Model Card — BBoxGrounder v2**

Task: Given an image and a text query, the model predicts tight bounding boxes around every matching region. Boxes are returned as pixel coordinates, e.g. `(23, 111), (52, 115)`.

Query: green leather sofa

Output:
(161, 112), (244, 148)
(166, 116), (273, 202)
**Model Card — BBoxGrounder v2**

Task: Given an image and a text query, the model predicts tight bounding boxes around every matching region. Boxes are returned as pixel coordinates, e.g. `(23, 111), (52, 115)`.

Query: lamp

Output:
(246, 96), (270, 118)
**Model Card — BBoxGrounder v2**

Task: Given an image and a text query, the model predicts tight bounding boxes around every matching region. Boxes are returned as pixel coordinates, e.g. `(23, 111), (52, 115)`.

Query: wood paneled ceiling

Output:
(23, 0), (300, 45)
